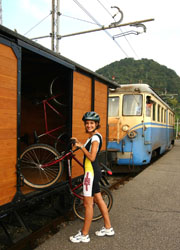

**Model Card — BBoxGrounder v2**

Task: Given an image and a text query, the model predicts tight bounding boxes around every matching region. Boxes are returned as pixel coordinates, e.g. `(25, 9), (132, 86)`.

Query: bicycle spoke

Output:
(20, 144), (63, 189)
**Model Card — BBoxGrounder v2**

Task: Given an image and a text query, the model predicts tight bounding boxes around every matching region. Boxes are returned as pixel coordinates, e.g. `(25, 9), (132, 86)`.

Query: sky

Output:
(2, 0), (180, 77)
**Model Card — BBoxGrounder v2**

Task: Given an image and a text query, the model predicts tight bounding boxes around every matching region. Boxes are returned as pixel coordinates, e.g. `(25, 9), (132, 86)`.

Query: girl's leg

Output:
(82, 196), (94, 235)
(94, 192), (111, 229)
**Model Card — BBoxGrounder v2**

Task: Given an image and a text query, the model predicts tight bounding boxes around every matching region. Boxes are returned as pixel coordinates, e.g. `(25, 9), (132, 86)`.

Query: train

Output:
(107, 84), (176, 171)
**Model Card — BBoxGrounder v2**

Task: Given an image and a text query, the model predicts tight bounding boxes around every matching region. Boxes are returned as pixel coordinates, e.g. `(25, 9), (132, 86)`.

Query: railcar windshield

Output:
(123, 94), (142, 116)
(108, 96), (119, 117)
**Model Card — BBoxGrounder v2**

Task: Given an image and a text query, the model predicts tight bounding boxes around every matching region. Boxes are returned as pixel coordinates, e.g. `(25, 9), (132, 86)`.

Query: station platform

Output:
(36, 140), (180, 250)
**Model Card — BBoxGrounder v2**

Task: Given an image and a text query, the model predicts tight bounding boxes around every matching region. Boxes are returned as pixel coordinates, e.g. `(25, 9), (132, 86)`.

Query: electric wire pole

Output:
(0, 0), (2, 25)
(51, 0), (55, 51)
(51, 0), (60, 53)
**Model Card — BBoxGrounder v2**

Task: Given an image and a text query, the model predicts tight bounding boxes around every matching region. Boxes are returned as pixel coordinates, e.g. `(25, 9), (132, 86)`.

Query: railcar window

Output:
(123, 95), (142, 116)
(161, 108), (164, 123)
(169, 113), (171, 125)
(164, 110), (166, 123)
(146, 96), (152, 117)
(157, 104), (160, 122)
(166, 110), (168, 124)
(108, 96), (119, 117)
(171, 114), (173, 125)
(152, 103), (156, 121)
(170, 113), (172, 125)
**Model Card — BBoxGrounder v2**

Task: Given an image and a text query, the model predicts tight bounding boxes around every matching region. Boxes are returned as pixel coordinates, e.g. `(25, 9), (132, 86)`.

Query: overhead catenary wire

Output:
(72, 0), (129, 57)
(24, 12), (51, 36)
(61, 13), (101, 26)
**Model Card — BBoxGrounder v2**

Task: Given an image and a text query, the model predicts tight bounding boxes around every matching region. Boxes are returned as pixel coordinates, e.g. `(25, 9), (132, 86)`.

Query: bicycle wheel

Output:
(73, 186), (113, 221)
(49, 77), (66, 106)
(55, 132), (70, 153)
(20, 144), (63, 189)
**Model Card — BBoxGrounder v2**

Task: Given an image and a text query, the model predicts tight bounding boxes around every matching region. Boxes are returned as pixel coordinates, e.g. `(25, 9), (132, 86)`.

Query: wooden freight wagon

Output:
(0, 25), (118, 213)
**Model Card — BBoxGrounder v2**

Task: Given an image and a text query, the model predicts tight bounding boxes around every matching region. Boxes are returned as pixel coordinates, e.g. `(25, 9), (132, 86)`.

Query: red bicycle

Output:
(33, 76), (69, 152)
(20, 144), (113, 221)
(33, 94), (69, 151)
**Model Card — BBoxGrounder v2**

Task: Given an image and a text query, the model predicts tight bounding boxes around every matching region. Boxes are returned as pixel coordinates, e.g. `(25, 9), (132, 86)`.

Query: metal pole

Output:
(56, 0), (60, 53)
(59, 18), (154, 39)
(51, 0), (55, 51)
(0, 0), (2, 25)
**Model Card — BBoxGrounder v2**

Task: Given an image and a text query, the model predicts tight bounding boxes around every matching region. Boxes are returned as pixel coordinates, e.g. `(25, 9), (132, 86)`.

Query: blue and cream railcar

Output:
(108, 84), (175, 167)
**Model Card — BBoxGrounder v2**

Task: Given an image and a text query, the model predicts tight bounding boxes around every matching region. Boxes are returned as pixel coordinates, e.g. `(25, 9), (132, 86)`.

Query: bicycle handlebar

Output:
(68, 139), (83, 154)
(71, 147), (80, 153)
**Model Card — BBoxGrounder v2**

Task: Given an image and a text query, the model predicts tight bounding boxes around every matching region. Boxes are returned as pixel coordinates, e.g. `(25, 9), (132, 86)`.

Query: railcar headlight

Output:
(122, 125), (129, 132)
(127, 130), (137, 139)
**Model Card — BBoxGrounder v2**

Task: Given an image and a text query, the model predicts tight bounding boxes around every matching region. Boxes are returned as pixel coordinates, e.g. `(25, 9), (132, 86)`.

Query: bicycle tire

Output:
(54, 132), (70, 153)
(49, 77), (66, 106)
(20, 144), (63, 189)
(73, 186), (113, 221)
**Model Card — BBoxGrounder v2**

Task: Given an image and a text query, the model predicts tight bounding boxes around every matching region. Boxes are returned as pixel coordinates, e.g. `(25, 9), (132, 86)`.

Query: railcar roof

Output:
(110, 83), (174, 113)
(0, 24), (119, 88)
(110, 83), (154, 93)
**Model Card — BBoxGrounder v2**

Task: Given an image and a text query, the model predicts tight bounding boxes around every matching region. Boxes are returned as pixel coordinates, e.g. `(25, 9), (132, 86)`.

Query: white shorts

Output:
(83, 171), (94, 197)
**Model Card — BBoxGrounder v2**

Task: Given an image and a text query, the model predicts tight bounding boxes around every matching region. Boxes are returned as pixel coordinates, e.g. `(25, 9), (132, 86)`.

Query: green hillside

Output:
(96, 58), (180, 119)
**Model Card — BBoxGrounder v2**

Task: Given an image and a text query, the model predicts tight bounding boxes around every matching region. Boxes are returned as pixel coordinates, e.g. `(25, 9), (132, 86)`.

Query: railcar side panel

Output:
(72, 72), (92, 178)
(0, 44), (17, 206)
(94, 80), (108, 151)
(72, 74), (109, 177)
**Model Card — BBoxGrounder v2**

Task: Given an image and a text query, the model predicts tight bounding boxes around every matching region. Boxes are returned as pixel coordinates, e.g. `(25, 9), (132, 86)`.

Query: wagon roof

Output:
(0, 24), (119, 88)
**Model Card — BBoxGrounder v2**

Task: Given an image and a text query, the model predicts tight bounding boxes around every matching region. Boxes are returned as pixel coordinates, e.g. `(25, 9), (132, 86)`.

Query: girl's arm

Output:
(72, 138), (99, 162)
(81, 141), (99, 162)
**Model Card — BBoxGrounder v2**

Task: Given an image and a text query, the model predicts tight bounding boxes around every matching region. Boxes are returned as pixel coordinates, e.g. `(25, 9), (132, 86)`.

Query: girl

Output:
(70, 111), (114, 243)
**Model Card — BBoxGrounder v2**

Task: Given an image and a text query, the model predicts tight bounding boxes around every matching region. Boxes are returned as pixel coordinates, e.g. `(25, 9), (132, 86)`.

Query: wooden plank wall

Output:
(0, 44), (17, 206)
(72, 72), (108, 178)
(94, 80), (108, 151)
(72, 72), (91, 177)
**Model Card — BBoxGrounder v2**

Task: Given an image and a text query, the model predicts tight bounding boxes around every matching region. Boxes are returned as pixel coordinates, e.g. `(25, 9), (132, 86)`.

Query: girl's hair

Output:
(96, 123), (101, 129)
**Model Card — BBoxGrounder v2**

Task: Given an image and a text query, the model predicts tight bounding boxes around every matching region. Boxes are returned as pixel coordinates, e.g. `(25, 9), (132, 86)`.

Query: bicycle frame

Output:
(67, 158), (84, 199)
(41, 146), (112, 200)
(43, 148), (84, 199)
(37, 95), (65, 140)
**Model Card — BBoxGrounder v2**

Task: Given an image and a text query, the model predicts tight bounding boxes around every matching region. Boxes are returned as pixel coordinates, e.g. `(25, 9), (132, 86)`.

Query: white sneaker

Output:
(95, 227), (115, 237)
(69, 231), (90, 243)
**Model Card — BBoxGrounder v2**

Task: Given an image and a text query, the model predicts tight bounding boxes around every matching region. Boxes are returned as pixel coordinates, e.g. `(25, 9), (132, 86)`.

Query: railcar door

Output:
(108, 96), (121, 142)
(0, 39), (19, 206)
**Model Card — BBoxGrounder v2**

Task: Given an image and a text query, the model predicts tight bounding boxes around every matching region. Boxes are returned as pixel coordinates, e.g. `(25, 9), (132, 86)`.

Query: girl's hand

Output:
(71, 137), (84, 148)
(75, 141), (84, 149)
(70, 137), (77, 146)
